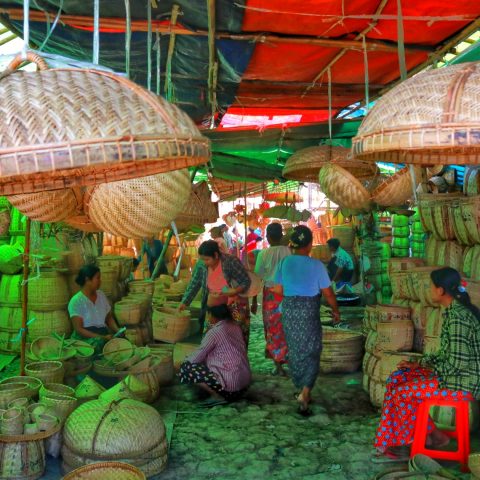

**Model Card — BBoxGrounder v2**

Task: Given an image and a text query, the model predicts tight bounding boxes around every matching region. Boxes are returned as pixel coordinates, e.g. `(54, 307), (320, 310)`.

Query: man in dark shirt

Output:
(138, 237), (168, 278)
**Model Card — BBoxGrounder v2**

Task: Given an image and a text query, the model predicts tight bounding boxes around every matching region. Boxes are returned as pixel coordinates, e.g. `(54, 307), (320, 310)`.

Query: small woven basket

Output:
(39, 383), (75, 399)
(103, 339), (134, 364)
(0, 376), (42, 399)
(0, 382), (30, 409)
(84, 170), (192, 239)
(353, 62), (480, 165)
(62, 462), (146, 480)
(0, 52), (210, 195)
(25, 360), (65, 384)
(318, 163), (371, 210)
(283, 145), (378, 182)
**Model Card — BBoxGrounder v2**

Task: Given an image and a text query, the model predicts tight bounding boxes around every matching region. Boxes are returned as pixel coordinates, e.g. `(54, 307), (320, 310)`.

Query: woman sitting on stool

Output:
(374, 267), (480, 460)
(179, 304), (251, 407)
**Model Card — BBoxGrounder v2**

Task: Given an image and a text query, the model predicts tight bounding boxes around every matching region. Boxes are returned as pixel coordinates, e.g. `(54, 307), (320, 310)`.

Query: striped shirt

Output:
(423, 301), (480, 397)
(188, 320), (251, 392)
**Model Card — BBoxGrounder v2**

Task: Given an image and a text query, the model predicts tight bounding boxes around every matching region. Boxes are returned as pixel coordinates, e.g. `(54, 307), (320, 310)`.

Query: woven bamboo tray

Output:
(84, 170), (191, 239)
(371, 167), (421, 206)
(0, 421), (61, 442)
(0, 52), (210, 195)
(353, 62), (480, 165)
(318, 163), (371, 210)
(283, 145), (378, 182)
(62, 462), (146, 480)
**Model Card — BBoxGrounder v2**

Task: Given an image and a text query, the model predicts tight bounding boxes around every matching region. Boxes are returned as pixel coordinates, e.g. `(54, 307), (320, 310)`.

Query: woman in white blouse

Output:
(68, 265), (119, 352)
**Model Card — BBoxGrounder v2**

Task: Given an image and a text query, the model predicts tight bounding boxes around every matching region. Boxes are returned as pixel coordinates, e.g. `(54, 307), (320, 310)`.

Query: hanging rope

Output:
(93, 0), (100, 64)
(396, 0), (407, 81)
(147, 0), (152, 91)
(22, 0), (30, 58)
(327, 67), (332, 140)
(155, 30), (161, 95)
(362, 35), (370, 113)
(124, 0), (131, 78)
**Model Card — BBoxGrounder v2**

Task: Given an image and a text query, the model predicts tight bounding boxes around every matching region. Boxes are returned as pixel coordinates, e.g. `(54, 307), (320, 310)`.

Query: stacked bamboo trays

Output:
(361, 239), (392, 304)
(61, 399), (168, 477)
(391, 214), (410, 258)
(362, 304), (416, 408)
(320, 327), (364, 373)
(410, 209), (426, 258)
(103, 235), (138, 257)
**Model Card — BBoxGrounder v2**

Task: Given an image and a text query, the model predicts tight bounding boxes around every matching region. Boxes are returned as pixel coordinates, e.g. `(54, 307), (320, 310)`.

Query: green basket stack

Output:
(410, 208), (426, 259)
(391, 214), (410, 257)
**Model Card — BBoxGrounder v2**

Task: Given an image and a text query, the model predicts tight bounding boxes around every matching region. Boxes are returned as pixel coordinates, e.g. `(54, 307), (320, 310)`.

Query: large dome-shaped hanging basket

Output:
(352, 62), (480, 165)
(283, 146), (378, 182)
(174, 182), (218, 232)
(8, 188), (82, 223)
(0, 53), (210, 195)
(318, 163), (371, 210)
(371, 167), (421, 207)
(85, 170), (191, 239)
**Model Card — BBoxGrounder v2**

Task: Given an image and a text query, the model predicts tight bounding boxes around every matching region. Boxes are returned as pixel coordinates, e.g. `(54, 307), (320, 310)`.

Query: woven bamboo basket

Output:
(464, 167), (480, 196)
(114, 301), (142, 327)
(62, 462), (146, 480)
(8, 189), (81, 223)
(0, 245), (23, 275)
(25, 361), (64, 384)
(389, 271), (412, 300)
(103, 339), (134, 365)
(0, 382), (31, 410)
(377, 352), (423, 383)
(0, 439), (46, 480)
(174, 181), (219, 232)
(364, 353), (380, 378)
(363, 305), (378, 332)
(39, 383), (75, 399)
(283, 145), (379, 182)
(0, 377), (42, 400)
(387, 257), (425, 275)
(410, 267), (441, 306)
(365, 331), (378, 354)
(362, 373), (370, 393)
(371, 167), (420, 207)
(0, 274), (23, 305)
(0, 306), (22, 332)
(451, 200), (471, 245)
(84, 170), (191, 239)
(376, 320), (414, 352)
(128, 280), (155, 296)
(74, 376), (106, 403)
(0, 52), (210, 196)
(330, 225), (355, 250)
(352, 62), (480, 165)
(318, 163), (371, 210)
(152, 307), (190, 343)
(459, 196), (480, 245)
(376, 305), (411, 323)
(27, 310), (72, 340)
(39, 393), (78, 421)
(0, 329), (20, 355)
(411, 304), (433, 330)
(27, 270), (70, 311)
(369, 379), (386, 408)
(62, 399), (167, 477)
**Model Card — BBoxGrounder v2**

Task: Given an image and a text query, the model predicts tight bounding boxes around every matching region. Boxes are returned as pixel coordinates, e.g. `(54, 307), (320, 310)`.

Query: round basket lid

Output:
(84, 170), (191, 239)
(318, 163), (371, 211)
(283, 146), (378, 182)
(0, 54), (210, 195)
(352, 62), (480, 165)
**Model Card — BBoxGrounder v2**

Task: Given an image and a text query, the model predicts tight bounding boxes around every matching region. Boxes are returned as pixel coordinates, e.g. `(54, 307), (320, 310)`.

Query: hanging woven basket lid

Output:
(318, 163), (371, 211)
(209, 177), (263, 201)
(371, 167), (421, 207)
(84, 169), (191, 239)
(352, 62), (480, 165)
(174, 181), (219, 232)
(283, 146), (378, 181)
(0, 52), (210, 195)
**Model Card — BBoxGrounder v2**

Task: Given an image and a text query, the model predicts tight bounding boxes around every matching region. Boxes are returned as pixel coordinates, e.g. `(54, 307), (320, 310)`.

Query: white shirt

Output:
(254, 246), (291, 287)
(68, 290), (111, 328)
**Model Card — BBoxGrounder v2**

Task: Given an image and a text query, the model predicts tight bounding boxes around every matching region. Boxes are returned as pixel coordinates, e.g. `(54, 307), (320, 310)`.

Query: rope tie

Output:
(124, 0), (132, 78)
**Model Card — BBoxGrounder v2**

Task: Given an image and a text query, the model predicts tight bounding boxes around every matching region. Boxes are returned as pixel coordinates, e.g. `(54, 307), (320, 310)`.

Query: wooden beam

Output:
(0, 7), (435, 53)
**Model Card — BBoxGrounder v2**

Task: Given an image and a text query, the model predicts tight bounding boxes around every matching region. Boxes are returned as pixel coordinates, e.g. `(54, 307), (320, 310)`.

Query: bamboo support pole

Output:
(20, 217), (31, 376)
(0, 7), (436, 53)
(207, 0), (217, 125)
(164, 4), (180, 100)
(0, 33), (16, 46)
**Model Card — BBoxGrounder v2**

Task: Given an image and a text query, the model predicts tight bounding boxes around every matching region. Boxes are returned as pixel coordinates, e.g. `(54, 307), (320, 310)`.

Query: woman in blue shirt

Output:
(274, 226), (340, 415)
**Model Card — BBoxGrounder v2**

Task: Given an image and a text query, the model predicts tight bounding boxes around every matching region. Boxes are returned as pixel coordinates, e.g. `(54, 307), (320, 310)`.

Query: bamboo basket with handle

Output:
(0, 52), (210, 196)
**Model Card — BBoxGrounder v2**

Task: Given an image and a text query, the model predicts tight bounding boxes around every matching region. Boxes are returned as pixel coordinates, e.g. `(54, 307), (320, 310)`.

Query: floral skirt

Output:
(262, 287), (288, 364)
(374, 367), (474, 450)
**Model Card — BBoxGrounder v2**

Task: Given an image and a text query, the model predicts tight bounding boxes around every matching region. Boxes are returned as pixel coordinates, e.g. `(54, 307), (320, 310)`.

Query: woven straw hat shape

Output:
(283, 146), (378, 181)
(0, 53), (210, 195)
(63, 398), (166, 457)
(371, 167), (421, 206)
(8, 188), (82, 222)
(318, 163), (371, 210)
(352, 62), (480, 165)
(85, 169), (191, 238)
(174, 181), (218, 232)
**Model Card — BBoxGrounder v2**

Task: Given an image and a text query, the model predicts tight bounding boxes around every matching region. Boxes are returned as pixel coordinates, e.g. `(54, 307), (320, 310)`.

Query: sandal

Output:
(297, 405), (313, 417)
(371, 450), (409, 464)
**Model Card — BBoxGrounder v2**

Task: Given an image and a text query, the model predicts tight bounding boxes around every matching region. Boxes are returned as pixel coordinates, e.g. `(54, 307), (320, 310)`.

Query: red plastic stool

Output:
(411, 398), (470, 472)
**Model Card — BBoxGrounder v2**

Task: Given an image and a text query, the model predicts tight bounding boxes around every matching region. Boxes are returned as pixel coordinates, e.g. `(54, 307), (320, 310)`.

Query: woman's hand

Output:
(397, 360), (419, 370)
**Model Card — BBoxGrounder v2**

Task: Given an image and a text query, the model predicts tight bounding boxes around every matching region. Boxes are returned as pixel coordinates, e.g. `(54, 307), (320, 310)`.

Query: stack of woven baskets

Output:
(97, 255), (132, 303)
(362, 304), (416, 407)
(391, 214), (410, 257)
(320, 327), (364, 373)
(0, 273), (23, 355)
(410, 209), (426, 258)
(103, 235), (138, 257)
(62, 399), (168, 477)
